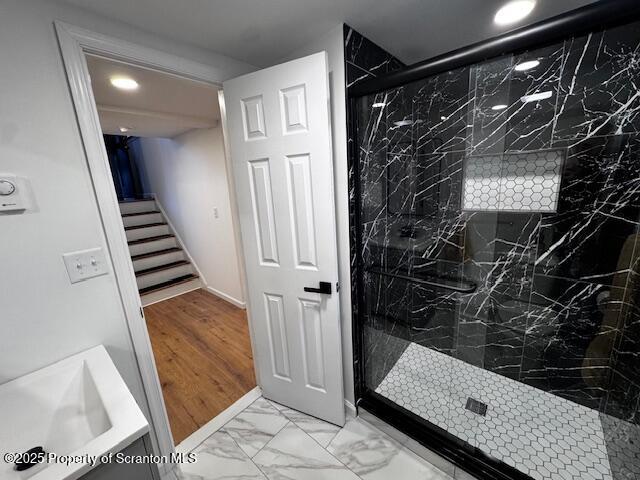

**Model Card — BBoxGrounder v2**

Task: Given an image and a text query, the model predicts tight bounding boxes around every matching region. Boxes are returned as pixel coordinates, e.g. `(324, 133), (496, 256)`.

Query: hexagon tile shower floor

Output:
(376, 343), (636, 480)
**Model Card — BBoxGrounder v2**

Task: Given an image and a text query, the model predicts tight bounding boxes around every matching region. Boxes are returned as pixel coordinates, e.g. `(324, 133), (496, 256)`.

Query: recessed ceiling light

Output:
(521, 91), (553, 103)
(119, 126), (130, 133)
(440, 116), (448, 121)
(394, 119), (413, 127)
(491, 104), (508, 111)
(372, 102), (386, 108)
(110, 76), (139, 91)
(515, 59), (540, 71)
(494, 0), (536, 26)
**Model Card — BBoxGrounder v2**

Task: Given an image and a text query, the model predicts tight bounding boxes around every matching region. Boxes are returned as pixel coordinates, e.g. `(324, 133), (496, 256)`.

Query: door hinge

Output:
(336, 282), (340, 292)
(140, 307), (144, 318)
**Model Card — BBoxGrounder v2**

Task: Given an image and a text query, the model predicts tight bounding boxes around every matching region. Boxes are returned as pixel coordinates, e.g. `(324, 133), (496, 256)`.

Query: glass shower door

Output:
(354, 19), (640, 480)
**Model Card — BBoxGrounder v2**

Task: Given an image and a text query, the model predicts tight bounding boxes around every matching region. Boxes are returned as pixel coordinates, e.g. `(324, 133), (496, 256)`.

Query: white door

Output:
(223, 52), (345, 425)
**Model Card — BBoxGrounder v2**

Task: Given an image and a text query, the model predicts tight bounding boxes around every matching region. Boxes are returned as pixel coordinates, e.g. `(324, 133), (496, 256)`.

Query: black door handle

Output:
(304, 282), (332, 295)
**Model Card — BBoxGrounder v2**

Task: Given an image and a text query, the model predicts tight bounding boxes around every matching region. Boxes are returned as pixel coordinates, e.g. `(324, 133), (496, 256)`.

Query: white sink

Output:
(0, 346), (149, 480)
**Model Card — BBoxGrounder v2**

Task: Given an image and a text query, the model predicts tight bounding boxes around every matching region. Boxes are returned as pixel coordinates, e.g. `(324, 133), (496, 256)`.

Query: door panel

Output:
(264, 293), (291, 380)
(247, 159), (279, 265)
(280, 85), (308, 134)
(223, 52), (344, 425)
(286, 153), (317, 269)
(299, 298), (325, 391)
(241, 96), (267, 140)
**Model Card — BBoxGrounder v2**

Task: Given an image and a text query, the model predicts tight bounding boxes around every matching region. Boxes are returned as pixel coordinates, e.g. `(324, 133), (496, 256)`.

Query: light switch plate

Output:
(63, 247), (109, 284)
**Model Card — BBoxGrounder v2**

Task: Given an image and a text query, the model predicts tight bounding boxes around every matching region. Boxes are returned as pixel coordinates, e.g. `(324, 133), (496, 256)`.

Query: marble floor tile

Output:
(180, 430), (266, 480)
(327, 418), (454, 480)
(173, 469), (206, 480)
(265, 398), (286, 411)
(280, 407), (342, 447)
(253, 422), (361, 480)
(178, 396), (482, 480)
(221, 397), (289, 457)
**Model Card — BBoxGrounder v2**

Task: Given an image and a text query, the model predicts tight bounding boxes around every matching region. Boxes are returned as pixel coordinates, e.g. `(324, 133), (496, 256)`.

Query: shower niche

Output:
(350, 13), (640, 480)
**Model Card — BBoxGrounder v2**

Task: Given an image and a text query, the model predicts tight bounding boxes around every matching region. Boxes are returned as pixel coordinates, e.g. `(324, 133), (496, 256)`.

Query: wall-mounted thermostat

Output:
(0, 175), (26, 212)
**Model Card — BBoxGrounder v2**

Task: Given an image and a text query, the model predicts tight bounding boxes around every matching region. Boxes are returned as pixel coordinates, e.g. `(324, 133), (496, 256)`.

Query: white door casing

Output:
(223, 52), (345, 426)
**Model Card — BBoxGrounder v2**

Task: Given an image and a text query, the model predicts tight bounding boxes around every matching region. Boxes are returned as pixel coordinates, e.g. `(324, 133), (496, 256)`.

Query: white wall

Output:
(278, 25), (354, 405)
(0, 0), (254, 454)
(131, 128), (245, 307)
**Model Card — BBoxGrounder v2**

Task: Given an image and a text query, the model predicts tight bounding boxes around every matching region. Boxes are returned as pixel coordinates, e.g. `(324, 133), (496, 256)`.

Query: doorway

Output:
(57, 23), (346, 467)
(86, 53), (256, 445)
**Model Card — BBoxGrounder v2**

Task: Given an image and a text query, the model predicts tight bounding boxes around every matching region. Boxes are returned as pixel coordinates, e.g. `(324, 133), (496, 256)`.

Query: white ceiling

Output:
(63, 0), (597, 67)
(87, 54), (220, 138)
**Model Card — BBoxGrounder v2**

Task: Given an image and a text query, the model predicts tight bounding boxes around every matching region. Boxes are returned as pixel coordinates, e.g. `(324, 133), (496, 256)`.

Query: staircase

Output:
(119, 199), (201, 305)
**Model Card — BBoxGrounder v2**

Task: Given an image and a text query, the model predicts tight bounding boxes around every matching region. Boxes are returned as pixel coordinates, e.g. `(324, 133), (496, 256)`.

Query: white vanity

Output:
(0, 346), (155, 480)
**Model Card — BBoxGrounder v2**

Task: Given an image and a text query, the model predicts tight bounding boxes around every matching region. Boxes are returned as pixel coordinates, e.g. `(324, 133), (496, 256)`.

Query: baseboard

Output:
(175, 386), (261, 454)
(344, 399), (357, 419)
(152, 196), (246, 311)
(205, 285), (246, 309)
(152, 195), (207, 284)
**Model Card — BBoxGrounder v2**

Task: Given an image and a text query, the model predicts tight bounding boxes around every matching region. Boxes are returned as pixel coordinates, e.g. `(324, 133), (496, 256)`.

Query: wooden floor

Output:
(144, 289), (256, 444)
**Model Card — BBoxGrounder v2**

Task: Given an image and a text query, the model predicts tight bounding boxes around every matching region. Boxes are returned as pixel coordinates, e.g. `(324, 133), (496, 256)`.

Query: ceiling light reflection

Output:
(515, 60), (541, 71)
(494, 0), (536, 26)
(521, 91), (553, 103)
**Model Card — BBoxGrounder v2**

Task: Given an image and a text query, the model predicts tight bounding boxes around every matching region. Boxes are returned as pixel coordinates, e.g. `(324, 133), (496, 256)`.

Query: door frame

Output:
(54, 20), (257, 472)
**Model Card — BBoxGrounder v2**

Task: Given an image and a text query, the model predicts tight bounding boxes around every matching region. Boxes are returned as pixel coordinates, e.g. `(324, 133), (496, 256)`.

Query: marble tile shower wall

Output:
(354, 20), (640, 425)
(344, 25), (405, 88)
(343, 25), (408, 391)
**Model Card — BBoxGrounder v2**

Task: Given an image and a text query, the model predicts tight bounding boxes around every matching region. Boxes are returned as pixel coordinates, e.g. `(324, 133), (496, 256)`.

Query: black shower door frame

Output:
(347, 1), (640, 479)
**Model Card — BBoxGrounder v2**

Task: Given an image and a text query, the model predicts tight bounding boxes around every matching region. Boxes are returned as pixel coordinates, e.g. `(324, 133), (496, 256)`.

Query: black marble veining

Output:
(344, 25), (406, 392)
(554, 22), (640, 142)
(349, 16), (640, 453)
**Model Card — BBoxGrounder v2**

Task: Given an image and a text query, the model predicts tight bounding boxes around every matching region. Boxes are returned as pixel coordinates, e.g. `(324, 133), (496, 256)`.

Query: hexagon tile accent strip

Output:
(375, 342), (640, 480)
(462, 150), (563, 212)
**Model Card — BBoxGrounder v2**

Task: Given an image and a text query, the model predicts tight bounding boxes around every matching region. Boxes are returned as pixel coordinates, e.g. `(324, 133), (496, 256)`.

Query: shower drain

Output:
(465, 397), (488, 416)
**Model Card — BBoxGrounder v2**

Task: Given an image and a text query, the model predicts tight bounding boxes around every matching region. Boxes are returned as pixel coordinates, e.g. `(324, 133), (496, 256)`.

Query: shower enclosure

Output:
(349, 3), (640, 479)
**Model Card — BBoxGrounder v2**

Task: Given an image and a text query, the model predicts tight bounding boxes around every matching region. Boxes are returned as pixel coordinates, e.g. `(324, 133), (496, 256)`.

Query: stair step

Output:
(131, 247), (182, 261)
(122, 211), (164, 228)
(132, 247), (185, 273)
(128, 234), (175, 245)
(125, 223), (171, 242)
(135, 260), (190, 277)
(139, 274), (199, 296)
(125, 222), (167, 231)
(119, 199), (157, 215)
(128, 235), (178, 258)
(122, 211), (161, 217)
(119, 198), (156, 203)
(136, 260), (193, 290)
